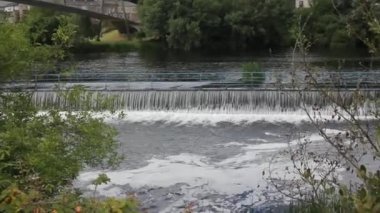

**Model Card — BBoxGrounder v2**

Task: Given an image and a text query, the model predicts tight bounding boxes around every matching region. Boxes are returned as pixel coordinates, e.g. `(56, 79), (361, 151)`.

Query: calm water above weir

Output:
(68, 49), (380, 75)
(70, 50), (380, 212)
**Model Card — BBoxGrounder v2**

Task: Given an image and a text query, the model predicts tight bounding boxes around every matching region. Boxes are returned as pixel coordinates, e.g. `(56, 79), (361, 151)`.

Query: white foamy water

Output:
(265, 132), (282, 137)
(102, 110), (315, 125)
(75, 106), (362, 212)
(96, 109), (376, 126)
(78, 141), (293, 212)
(222, 142), (246, 147)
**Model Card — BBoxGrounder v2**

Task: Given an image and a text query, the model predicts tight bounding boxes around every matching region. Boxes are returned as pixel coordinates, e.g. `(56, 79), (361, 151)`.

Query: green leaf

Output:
(92, 173), (111, 186)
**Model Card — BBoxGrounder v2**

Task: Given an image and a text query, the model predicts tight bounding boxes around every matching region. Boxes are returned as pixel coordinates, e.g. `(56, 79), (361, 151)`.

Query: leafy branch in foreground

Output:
(0, 9), (136, 212)
(0, 91), (122, 196)
(264, 1), (380, 212)
(0, 89), (127, 212)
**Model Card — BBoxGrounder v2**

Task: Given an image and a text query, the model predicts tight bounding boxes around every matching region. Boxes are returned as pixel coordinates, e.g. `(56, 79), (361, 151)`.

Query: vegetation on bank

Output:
(4, 0), (379, 53)
(296, 0), (380, 50)
(71, 30), (141, 53)
(138, 0), (294, 50)
(263, 1), (380, 212)
(0, 1), (379, 212)
(241, 62), (264, 86)
(138, 0), (380, 51)
(0, 12), (140, 212)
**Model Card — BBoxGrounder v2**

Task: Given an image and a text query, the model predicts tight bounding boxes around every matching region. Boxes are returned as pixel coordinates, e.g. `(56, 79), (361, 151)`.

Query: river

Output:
(62, 49), (380, 212)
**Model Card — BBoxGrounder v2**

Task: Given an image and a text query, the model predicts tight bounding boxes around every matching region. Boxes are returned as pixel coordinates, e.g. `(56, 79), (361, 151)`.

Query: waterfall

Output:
(32, 90), (380, 113)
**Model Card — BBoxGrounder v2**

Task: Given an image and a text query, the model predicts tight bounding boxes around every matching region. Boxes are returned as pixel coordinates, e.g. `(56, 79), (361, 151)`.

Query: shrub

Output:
(241, 62), (265, 86)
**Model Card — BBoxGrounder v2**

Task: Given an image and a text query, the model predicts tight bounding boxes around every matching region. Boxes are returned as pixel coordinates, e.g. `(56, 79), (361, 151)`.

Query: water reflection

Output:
(68, 48), (380, 75)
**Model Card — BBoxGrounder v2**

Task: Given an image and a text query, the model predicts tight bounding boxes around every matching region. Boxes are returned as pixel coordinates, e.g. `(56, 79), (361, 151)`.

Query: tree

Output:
(0, 22), (62, 80)
(138, 0), (173, 39)
(0, 10), (130, 212)
(24, 8), (96, 48)
(0, 91), (122, 196)
(346, 0), (380, 53)
(138, 0), (294, 50)
(24, 8), (61, 46)
(294, 0), (380, 49)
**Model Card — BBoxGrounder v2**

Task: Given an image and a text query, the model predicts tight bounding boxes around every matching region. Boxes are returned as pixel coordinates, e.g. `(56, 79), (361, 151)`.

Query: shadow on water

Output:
(67, 44), (380, 77)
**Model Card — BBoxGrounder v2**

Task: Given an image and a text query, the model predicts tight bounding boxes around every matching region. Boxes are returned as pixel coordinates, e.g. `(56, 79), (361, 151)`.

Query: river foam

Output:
(75, 123), (349, 212)
(76, 139), (301, 212)
(101, 110), (316, 126)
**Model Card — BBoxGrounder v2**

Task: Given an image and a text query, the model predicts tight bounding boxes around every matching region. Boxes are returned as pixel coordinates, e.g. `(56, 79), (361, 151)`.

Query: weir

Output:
(32, 90), (380, 112)
(2, 71), (379, 112)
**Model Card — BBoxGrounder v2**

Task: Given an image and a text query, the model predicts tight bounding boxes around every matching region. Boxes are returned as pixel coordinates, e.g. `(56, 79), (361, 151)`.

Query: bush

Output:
(0, 91), (122, 196)
(241, 62), (265, 86)
(329, 29), (354, 49)
(0, 185), (140, 213)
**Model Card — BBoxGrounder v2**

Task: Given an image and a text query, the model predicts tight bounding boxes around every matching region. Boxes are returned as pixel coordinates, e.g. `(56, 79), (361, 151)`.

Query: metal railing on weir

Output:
(2, 71), (380, 91)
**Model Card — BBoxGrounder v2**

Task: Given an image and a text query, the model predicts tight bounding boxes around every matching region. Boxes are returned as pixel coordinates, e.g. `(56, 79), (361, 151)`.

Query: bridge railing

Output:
(2, 71), (380, 91)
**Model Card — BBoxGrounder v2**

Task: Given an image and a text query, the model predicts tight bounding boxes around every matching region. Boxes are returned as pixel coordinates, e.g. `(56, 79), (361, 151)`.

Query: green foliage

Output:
(0, 22), (63, 80)
(138, 0), (294, 50)
(289, 167), (380, 213)
(138, 0), (173, 39)
(92, 173), (111, 187)
(241, 62), (264, 86)
(72, 40), (141, 53)
(353, 166), (380, 212)
(167, 18), (201, 50)
(270, 2), (380, 212)
(73, 15), (97, 39)
(295, 0), (380, 50)
(0, 91), (122, 196)
(295, 0), (346, 48)
(330, 29), (353, 49)
(0, 185), (140, 213)
(52, 16), (79, 49)
(24, 8), (61, 45)
(137, 0), (378, 50)
(0, 9), (135, 212)
(24, 8), (94, 48)
(225, 0), (294, 47)
(347, 0), (380, 53)
(0, 12), (8, 22)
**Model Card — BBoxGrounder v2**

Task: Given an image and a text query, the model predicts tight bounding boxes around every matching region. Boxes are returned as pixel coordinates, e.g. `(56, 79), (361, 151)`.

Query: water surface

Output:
(69, 50), (379, 212)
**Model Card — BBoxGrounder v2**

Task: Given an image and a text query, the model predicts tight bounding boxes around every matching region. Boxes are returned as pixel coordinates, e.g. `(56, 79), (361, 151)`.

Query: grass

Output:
(71, 30), (142, 53)
(99, 30), (129, 42)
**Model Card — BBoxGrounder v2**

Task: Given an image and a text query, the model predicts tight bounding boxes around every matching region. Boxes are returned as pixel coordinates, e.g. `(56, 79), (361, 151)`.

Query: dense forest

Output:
(138, 0), (380, 50)
(1, 0), (378, 52)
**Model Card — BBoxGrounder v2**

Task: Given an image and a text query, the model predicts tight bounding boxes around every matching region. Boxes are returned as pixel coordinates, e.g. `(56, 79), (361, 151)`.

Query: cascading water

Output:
(38, 52), (380, 212)
(32, 90), (380, 113)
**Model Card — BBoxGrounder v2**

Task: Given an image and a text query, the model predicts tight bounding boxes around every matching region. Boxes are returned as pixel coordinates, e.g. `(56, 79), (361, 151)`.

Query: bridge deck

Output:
(7, 0), (139, 23)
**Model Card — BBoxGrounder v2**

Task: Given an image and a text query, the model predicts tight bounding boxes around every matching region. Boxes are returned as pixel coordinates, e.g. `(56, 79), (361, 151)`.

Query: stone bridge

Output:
(7, 0), (139, 24)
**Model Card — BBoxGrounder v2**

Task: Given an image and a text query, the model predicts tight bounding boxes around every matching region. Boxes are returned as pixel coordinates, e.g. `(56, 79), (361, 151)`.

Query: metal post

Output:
(105, 73), (108, 90)
(251, 72), (253, 87)
(150, 74), (153, 90)
(34, 74), (37, 91)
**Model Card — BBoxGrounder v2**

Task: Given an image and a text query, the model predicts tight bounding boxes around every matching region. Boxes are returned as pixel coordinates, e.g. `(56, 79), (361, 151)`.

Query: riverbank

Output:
(72, 40), (140, 53)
